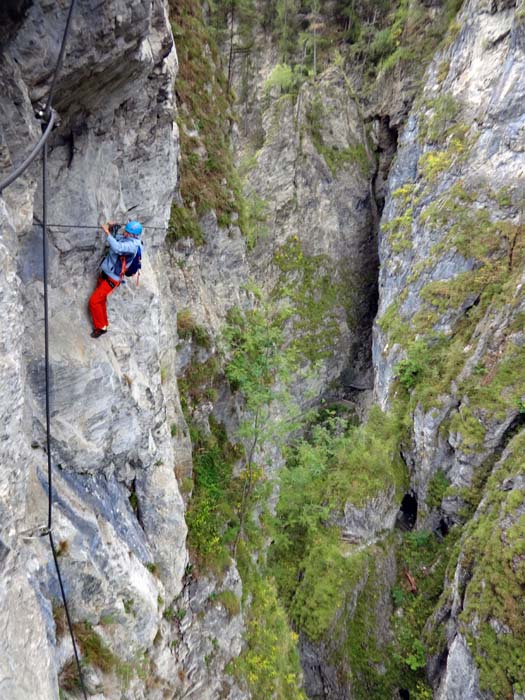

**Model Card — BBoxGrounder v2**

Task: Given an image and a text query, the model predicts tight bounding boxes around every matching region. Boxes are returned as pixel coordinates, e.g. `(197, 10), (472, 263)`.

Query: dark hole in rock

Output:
(0, 0), (32, 46)
(397, 491), (418, 530)
(399, 690), (410, 700)
(433, 517), (450, 541)
(371, 114), (399, 215)
(0, 0), (31, 22)
(438, 518), (449, 536)
(503, 411), (525, 447)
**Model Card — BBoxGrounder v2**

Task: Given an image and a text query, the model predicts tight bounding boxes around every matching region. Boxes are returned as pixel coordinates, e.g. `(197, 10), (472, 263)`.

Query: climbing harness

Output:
(107, 222), (143, 283)
(0, 2), (88, 698)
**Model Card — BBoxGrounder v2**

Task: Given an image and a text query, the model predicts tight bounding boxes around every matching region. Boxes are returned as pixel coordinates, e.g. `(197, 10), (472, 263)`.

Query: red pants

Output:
(89, 275), (120, 330)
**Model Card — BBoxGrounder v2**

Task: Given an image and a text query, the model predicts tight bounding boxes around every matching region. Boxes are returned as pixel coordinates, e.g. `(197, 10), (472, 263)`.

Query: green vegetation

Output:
(416, 95), (470, 183)
(390, 529), (461, 696)
(209, 0), (464, 108)
(216, 590), (241, 616)
(270, 438), (459, 698)
(55, 608), (148, 691)
(332, 552), (395, 698)
(305, 96), (372, 177)
(168, 0), (237, 241)
(383, 207), (414, 253)
(418, 93), (463, 145)
(145, 562), (160, 577)
(231, 569), (306, 699)
(177, 309), (212, 349)
(372, 125), (525, 695)
(340, 0), (464, 86)
(166, 4), (475, 696)
(222, 293), (307, 553)
(263, 62), (302, 96)
(272, 237), (347, 361)
(185, 418), (242, 573)
(291, 544), (368, 641)
(383, 103), (472, 259)
(163, 605), (176, 622)
(459, 431), (525, 698)
(242, 193), (270, 250)
(264, 0), (463, 84)
(394, 339), (431, 390)
(73, 621), (123, 674)
(178, 355), (221, 409)
(426, 470), (450, 510)
(378, 181), (525, 453)
(167, 0), (263, 244)
(128, 490), (139, 514)
(269, 407), (408, 634)
(181, 285), (305, 571)
(180, 286), (316, 692)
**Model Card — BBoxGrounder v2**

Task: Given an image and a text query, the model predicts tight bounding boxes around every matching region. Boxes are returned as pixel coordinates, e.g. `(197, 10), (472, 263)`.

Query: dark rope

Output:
(43, 0), (78, 120)
(0, 111), (56, 193)
(49, 531), (87, 699)
(0, 1), (87, 696)
(32, 220), (170, 231)
(41, 1), (87, 695)
(42, 139), (53, 533)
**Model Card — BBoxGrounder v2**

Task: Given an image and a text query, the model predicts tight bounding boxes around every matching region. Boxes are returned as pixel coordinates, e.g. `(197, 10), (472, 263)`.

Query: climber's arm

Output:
(106, 233), (138, 254)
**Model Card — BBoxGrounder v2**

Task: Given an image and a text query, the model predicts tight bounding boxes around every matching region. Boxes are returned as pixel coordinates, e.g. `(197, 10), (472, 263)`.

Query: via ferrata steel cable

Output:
(0, 1), (88, 697)
(40, 3), (88, 696)
(0, 110), (56, 193)
(43, 0), (77, 121)
(32, 220), (171, 231)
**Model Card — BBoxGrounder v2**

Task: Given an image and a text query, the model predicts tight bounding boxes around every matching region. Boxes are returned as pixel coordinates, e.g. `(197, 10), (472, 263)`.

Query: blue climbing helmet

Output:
(125, 220), (143, 236)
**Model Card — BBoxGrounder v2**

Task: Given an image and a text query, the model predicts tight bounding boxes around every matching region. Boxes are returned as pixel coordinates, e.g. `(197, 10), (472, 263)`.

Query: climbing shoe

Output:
(90, 328), (107, 338)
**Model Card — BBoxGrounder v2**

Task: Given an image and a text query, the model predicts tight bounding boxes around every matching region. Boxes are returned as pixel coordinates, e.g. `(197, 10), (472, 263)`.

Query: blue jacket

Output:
(101, 233), (141, 282)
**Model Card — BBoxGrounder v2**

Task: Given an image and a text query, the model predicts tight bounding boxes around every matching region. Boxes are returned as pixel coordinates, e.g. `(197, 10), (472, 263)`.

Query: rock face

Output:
(334, 486), (400, 545)
(2, 0), (525, 698)
(172, 58), (378, 399)
(373, 0), (525, 696)
(375, 0), (523, 483)
(435, 634), (481, 700)
(242, 64), (378, 394)
(0, 2), (227, 698)
(299, 545), (397, 700)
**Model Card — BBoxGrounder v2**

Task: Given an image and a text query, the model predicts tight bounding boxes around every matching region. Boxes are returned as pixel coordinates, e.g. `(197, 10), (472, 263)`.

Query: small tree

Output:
(222, 287), (305, 553)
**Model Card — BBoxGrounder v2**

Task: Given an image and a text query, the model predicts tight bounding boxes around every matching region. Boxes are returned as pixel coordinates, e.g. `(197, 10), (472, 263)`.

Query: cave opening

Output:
(399, 689), (410, 700)
(437, 518), (449, 537)
(0, 0), (32, 45)
(397, 491), (418, 530)
(371, 114), (399, 217)
(503, 411), (525, 447)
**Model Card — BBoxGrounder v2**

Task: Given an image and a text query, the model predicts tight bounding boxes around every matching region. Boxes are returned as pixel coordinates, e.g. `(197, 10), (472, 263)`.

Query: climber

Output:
(88, 220), (142, 338)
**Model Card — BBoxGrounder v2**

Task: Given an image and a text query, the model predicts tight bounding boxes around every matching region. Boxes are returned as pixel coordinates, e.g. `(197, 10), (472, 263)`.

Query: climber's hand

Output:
(101, 222), (110, 235)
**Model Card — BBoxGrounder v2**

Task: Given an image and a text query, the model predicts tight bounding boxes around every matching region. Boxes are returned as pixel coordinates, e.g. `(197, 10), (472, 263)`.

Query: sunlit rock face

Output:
(0, 2), (192, 697)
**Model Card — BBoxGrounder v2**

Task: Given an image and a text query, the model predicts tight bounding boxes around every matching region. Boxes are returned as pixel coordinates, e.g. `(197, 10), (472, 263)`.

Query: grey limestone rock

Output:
(333, 486), (400, 545)
(372, 0), (525, 693)
(435, 634), (482, 700)
(374, 0), (525, 496)
(0, 1), (193, 697)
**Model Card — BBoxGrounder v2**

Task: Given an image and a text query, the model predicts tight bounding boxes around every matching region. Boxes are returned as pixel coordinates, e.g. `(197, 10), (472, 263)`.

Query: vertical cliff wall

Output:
(2, 0), (525, 698)
(373, 0), (525, 697)
(0, 2), (190, 698)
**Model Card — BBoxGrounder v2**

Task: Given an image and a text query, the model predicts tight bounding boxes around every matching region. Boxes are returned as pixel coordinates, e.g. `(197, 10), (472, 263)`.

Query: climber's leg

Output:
(88, 275), (119, 335)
